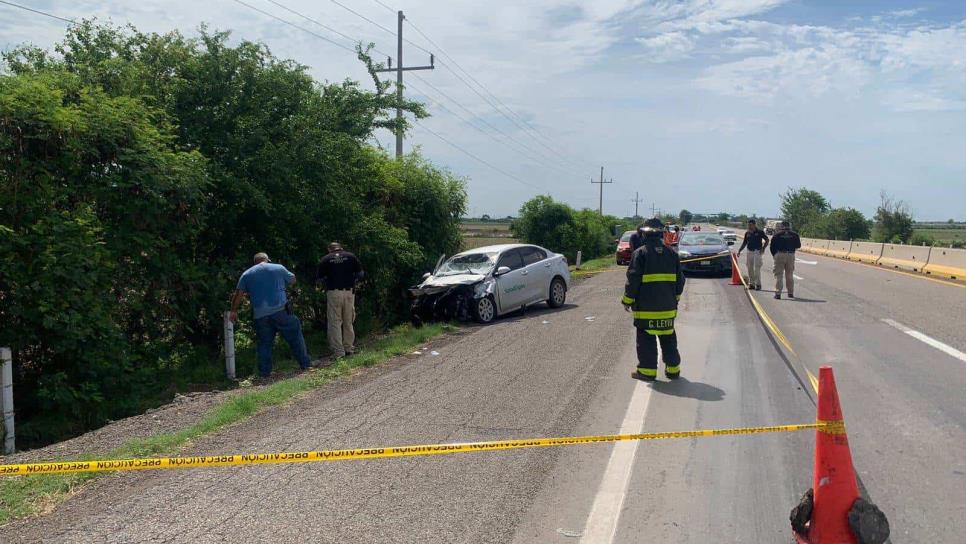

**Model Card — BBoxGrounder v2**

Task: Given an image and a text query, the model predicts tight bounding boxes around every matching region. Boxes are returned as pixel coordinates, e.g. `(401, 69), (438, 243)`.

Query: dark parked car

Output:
(677, 232), (734, 276)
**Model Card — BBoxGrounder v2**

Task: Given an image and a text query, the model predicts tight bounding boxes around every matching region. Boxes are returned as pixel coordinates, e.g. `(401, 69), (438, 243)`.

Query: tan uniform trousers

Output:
(745, 250), (763, 287)
(773, 252), (796, 295)
(326, 289), (356, 357)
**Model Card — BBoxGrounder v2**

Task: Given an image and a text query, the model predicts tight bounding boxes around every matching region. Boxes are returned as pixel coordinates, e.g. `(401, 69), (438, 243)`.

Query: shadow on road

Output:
(651, 377), (725, 401)
(789, 297), (826, 303)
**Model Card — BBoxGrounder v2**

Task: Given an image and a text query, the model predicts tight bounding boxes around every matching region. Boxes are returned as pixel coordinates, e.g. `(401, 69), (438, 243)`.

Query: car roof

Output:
(453, 243), (544, 256)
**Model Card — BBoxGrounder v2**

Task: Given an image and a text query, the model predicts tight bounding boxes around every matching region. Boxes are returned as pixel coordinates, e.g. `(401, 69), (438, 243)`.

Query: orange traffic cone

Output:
(730, 252), (742, 286)
(794, 366), (860, 543)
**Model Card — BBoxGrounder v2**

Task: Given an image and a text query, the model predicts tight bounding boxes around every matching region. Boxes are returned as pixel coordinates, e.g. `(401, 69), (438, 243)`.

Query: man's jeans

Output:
(254, 310), (312, 377)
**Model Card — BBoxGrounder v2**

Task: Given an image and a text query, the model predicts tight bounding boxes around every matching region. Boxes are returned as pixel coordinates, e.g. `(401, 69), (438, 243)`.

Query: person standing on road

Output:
(230, 253), (313, 378)
(737, 219), (769, 290)
(622, 218), (686, 382)
(769, 221), (801, 299)
(629, 222), (646, 252)
(317, 242), (364, 359)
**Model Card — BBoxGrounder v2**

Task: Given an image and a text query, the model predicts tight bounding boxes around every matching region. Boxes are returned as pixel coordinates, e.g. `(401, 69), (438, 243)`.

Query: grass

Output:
(0, 322), (452, 525)
(462, 236), (519, 250)
(570, 255), (618, 278)
(912, 228), (966, 244)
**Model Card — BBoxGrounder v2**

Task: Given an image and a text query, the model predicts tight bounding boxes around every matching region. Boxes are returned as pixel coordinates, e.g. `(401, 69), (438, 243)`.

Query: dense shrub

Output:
(511, 195), (617, 260)
(0, 22), (465, 445)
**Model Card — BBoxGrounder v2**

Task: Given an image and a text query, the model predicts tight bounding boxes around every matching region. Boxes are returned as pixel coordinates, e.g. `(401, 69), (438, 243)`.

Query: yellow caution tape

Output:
(0, 422), (840, 477)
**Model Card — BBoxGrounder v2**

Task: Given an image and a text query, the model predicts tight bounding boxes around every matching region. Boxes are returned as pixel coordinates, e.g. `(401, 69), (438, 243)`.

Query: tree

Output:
(803, 208), (870, 240)
(678, 209), (693, 225)
(780, 188), (830, 233)
(511, 196), (617, 260)
(717, 212), (731, 224)
(873, 191), (913, 243)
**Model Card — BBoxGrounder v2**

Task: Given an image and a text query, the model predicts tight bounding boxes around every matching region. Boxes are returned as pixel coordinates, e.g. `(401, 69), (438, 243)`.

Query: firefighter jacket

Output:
(622, 239), (685, 335)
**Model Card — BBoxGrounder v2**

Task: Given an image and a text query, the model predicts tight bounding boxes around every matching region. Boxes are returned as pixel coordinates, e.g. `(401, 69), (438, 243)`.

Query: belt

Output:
(777, 250), (796, 254)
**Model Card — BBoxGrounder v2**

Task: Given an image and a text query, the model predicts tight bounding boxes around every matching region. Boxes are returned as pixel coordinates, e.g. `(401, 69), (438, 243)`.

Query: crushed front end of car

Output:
(408, 274), (495, 326)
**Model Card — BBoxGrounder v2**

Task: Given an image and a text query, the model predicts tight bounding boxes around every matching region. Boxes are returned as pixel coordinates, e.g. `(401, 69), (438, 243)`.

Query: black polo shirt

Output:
(742, 230), (769, 251)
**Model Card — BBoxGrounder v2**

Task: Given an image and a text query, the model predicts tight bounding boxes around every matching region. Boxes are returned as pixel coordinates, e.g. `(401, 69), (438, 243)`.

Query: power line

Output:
(406, 76), (578, 179)
(230, 0), (357, 54)
(262, 0), (381, 53)
(414, 121), (545, 192)
(327, 0), (434, 58)
(369, 0), (396, 15)
(405, 19), (594, 172)
(0, 0), (74, 24)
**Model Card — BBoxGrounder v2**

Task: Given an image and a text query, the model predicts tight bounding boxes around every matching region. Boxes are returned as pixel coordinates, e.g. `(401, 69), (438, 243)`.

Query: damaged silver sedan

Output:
(409, 244), (571, 325)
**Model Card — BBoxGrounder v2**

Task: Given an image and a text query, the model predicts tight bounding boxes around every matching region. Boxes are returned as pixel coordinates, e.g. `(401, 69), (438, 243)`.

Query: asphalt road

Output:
(2, 251), (960, 542)
(745, 248), (966, 542)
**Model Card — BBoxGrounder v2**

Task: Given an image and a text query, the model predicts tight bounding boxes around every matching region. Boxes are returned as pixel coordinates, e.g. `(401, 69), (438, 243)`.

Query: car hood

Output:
(419, 273), (486, 288)
(680, 244), (728, 255)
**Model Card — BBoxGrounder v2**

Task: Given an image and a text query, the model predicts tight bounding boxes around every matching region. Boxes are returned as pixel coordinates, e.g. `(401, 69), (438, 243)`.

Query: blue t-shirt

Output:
(236, 263), (295, 319)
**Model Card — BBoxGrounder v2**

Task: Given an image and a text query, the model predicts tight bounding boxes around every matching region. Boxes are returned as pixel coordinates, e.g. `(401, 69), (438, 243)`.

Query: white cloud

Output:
(636, 31), (695, 62)
(889, 8), (926, 18)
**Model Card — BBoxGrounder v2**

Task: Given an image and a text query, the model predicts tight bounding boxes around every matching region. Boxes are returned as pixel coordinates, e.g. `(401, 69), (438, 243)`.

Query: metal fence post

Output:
(576, 250), (583, 270)
(223, 312), (236, 381)
(1, 347), (14, 455)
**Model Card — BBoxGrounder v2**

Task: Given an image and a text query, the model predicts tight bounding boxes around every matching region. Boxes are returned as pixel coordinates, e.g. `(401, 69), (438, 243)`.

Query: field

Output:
(461, 221), (517, 250)
(913, 227), (966, 245)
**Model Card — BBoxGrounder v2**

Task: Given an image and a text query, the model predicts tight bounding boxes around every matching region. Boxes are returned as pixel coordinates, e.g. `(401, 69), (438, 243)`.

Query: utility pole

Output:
(591, 166), (613, 215)
(630, 192), (643, 218)
(650, 203), (657, 217)
(374, 11), (434, 158)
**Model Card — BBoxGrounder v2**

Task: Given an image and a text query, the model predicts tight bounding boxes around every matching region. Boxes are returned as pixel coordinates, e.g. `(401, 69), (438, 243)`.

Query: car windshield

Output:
(435, 251), (499, 276)
(681, 234), (725, 246)
(620, 231), (634, 242)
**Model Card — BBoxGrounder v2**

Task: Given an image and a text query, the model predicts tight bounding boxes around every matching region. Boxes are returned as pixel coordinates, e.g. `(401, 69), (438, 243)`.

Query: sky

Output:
(2, 1), (965, 220)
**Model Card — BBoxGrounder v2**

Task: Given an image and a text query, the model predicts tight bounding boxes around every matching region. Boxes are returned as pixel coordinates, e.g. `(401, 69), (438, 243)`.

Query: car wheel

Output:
(472, 296), (496, 324)
(547, 277), (567, 308)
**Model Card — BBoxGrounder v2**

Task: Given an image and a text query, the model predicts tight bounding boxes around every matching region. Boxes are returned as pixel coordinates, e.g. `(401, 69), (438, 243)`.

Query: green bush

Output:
(511, 196), (617, 260)
(0, 22), (465, 446)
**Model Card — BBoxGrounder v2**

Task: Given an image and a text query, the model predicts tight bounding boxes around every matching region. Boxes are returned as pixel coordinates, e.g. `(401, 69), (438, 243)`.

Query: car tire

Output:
(547, 277), (567, 308)
(472, 295), (496, 324)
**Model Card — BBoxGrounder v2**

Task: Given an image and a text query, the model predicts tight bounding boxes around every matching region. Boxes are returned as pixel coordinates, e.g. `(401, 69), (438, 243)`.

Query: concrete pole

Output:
(1, 347), (14, 454)
(395, 10), (404, 158)
(576, 250), (583, 270)
(223, 313), (236, 381)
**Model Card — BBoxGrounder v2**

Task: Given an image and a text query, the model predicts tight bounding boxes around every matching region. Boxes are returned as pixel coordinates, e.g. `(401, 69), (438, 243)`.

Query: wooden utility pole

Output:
(630, 192), (643, 218)
(374, 11), (434, 158)
(591, 166), (613, 215)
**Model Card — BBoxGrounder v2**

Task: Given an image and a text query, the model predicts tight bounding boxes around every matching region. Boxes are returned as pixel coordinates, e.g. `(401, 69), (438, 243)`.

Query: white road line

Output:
(580, 382), (653, 543)
(881, 319), (966, 363)
(795, 258), (817, 265)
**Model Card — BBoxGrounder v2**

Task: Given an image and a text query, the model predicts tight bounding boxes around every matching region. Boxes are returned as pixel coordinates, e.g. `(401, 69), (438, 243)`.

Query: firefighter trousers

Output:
(636, 328), (681, 377)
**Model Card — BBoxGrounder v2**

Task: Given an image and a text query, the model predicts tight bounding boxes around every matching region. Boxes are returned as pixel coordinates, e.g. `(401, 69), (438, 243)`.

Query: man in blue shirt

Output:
(230, 252), (313, 378)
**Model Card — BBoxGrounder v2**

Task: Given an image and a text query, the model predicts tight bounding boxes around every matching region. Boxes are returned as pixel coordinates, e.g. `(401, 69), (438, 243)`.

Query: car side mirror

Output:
(422, 272), (432, 280)
(494, 266), (511, 276)
(727, 241), (735, 246)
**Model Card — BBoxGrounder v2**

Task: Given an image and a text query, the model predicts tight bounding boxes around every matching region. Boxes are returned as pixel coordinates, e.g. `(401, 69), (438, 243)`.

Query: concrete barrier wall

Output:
(825, 240), (852, 258)
(801, 239), (828, 255)
(848, 241), (883, 264)
(923, 247), (966, 280)
(879, 244), (931, 272)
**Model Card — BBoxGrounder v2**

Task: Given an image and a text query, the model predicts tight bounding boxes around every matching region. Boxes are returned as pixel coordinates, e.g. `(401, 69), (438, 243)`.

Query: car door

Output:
(519, 246), (550, 303)
(494, 249), (528, 313)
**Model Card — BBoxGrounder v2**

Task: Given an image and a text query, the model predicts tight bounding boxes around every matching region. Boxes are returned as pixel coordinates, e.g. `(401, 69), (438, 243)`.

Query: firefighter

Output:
(622, 218), (686, 381)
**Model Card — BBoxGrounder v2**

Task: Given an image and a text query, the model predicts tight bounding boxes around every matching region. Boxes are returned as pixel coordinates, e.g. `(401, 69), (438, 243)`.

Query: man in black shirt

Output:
(737, 219), (769, 290)
(769, 221), (801, 299)
(317, 242), (364, 358)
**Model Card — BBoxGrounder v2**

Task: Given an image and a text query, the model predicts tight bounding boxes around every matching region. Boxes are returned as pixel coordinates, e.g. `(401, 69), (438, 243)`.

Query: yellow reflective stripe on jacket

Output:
(632, 310), (678, 320)
(642, 273), (677, 283)
(622, 296), (635, 305)
(636, 368), (657, 377)
(645, 329), (675, 336)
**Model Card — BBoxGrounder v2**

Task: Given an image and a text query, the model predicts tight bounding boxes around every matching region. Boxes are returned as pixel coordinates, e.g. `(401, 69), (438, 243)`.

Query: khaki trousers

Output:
(326, 289), (356, 357)
(745, 250), (763, 287)
(773, 252), (795, 295)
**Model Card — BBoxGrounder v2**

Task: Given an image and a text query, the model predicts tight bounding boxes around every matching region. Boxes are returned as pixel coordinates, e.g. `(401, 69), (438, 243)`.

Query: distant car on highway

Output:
(678, 232), (734, 276)
(721, 229), (737, 243)
(409, 244), (570, 325)
(615, 230), (635, 265)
